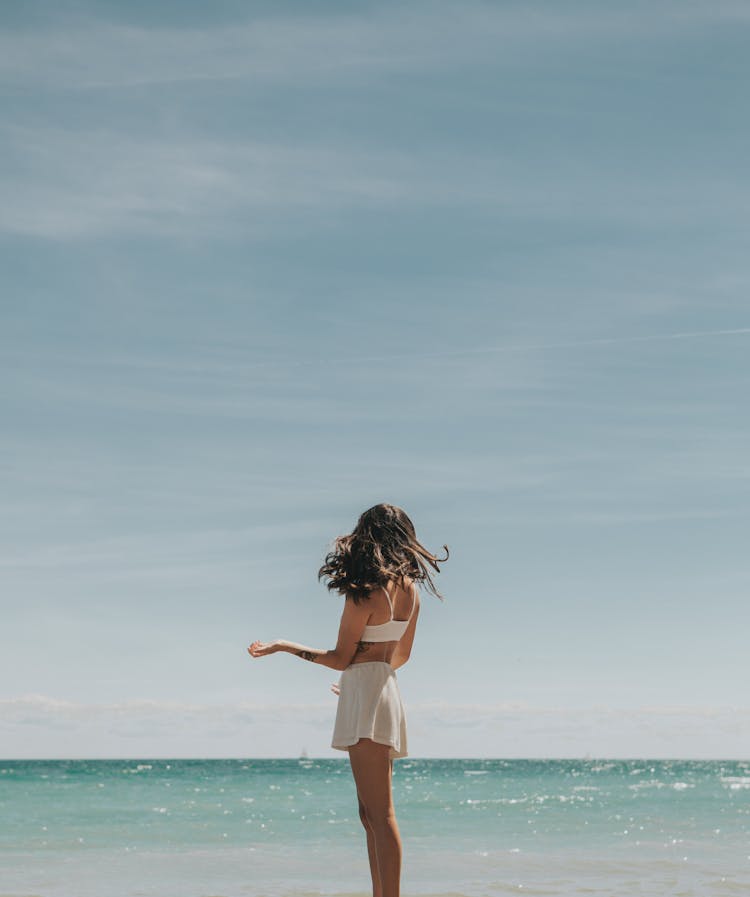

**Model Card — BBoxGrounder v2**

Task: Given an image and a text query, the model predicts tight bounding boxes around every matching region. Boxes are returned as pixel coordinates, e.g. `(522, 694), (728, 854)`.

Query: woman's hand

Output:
(247, 639), (282, 658)
(330, 682), (341, 696)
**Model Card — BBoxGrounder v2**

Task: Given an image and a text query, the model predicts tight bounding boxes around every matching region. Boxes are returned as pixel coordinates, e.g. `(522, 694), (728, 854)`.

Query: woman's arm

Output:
(389, 592), (420, 670)
(248, 596), (370, 672)
(249, 638), (345, 671)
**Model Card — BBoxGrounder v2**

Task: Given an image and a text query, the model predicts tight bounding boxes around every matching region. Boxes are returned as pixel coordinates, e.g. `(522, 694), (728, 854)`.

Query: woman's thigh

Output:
(348, 739), (394, 816)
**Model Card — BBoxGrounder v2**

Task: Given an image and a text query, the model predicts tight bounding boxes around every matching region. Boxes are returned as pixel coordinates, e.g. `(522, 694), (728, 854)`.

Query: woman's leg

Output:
(357, 794), (382, 897)
(348, 738), (402, 897)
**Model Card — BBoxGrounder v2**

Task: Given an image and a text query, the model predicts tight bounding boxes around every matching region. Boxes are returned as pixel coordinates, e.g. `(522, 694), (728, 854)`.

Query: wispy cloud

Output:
(2, 695), (748, 758)
(14, 325), (750, 371)
(2, 0), (748, 731)
(0, 127), (417, 240)
(3, 120), (746, 240)
(4, 0), (749, 242)
(1, 3), (738, 91)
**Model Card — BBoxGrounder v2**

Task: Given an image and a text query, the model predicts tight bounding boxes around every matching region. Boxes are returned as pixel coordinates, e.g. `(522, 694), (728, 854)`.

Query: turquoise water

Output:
(1, 758), (748, 896)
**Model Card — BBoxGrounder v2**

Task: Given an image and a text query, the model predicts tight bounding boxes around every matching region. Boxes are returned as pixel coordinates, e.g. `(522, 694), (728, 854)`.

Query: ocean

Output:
(1, 758), (748, 896)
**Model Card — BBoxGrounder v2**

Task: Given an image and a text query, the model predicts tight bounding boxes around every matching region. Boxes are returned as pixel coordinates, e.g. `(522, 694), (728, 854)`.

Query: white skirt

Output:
(331, 662), (408, 759)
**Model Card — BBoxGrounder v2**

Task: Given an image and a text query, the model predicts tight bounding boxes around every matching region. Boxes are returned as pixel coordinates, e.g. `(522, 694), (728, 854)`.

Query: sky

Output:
(1, 0), (749, 759)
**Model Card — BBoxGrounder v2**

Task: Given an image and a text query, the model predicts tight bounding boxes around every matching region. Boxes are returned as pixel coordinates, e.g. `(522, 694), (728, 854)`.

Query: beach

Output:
(1, 758), (748, 896)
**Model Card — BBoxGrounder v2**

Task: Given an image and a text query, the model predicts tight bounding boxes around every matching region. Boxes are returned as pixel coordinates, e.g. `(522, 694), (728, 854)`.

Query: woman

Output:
(248, 502), (447, 897)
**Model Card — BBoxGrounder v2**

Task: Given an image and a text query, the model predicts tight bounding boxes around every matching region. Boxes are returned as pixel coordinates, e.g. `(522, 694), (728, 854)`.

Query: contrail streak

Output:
(9, 326), (749, 375)
(450, 325), (750, 356)
(316, 325), (750, 368)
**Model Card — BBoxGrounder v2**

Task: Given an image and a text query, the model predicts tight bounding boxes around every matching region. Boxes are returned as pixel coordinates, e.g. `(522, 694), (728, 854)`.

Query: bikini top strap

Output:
(406, 581), (417, 620)
(381, 586), (394, 620)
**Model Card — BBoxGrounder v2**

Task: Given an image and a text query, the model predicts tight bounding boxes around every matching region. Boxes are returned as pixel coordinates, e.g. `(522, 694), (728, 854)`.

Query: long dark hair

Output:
(318, 503), (448, 603)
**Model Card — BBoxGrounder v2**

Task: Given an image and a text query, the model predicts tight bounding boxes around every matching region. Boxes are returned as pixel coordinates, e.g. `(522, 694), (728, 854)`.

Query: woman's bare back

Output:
(350, 579), (419, 666)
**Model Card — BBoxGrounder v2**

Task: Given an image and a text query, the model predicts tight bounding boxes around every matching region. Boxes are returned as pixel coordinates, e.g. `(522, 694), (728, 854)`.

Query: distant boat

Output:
(299, 747), (309, 759)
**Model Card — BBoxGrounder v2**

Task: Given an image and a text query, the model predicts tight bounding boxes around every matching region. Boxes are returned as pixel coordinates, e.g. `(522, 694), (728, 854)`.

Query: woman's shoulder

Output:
(401, 575), (419, 595)
(395, 577), (420, 613)
(346, 577), (419, 603)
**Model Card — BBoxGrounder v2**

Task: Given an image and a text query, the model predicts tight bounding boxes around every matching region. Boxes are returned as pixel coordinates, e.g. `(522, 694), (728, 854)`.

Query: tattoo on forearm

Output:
(296, 650), (318, 662)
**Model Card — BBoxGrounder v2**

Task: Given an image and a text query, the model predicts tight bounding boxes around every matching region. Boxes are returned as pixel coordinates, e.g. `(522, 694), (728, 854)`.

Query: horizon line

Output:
(2, 755), (746, 762)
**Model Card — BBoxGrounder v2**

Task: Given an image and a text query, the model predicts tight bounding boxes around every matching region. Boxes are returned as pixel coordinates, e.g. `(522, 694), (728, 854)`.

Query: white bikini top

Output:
(360, 583), (417, 642)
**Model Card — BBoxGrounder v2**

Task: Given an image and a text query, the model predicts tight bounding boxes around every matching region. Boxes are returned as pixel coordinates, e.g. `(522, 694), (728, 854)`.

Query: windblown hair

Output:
(318, 503), (448, 603)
